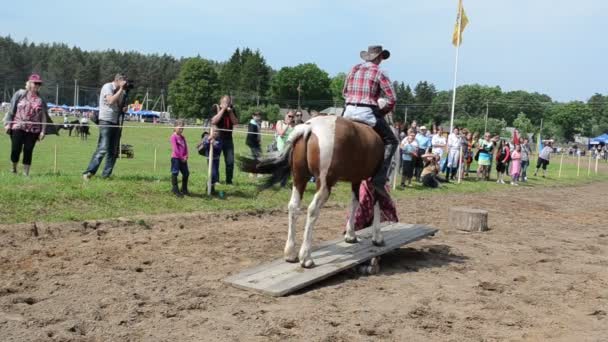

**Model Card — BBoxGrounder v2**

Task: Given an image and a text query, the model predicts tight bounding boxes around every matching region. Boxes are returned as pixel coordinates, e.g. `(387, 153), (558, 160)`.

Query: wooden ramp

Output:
(224, 223), (438, 297)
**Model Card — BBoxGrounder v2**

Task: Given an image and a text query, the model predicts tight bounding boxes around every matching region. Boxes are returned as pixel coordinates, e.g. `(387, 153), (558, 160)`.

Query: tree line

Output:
(1, 35), (606, 141)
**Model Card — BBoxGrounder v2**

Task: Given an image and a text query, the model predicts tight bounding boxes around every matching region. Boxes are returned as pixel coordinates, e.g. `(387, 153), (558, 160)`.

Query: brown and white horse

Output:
(239, 115), (386, 268)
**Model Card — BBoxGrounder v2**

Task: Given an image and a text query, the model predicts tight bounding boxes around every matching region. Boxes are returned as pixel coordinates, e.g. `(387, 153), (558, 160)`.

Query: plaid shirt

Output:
(342, 62), (396, 112)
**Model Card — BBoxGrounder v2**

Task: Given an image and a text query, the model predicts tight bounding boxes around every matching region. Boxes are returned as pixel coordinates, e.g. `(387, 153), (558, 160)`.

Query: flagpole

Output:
(449, 2), (463, 133)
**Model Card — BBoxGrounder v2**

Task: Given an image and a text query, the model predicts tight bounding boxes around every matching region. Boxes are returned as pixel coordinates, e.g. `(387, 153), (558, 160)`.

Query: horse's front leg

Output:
(299, 186), (329, 268)
(284, 186), (302, 263)
(371, 201), (385, 246)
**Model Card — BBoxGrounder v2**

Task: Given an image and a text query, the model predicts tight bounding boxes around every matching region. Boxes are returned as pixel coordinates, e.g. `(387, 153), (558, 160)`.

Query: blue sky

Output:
(3, 0), (607, 101)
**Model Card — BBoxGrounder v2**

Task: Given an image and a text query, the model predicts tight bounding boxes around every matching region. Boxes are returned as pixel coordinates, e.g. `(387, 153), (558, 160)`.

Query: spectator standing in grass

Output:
(3, 74), (49, 176)
(275, 111), (295, 152)
(169, 120), (189, 197)
(246, 111), (263, 160)
(201, 129), (223, 195)
(431, 126), (447, 173)
(83, 73), (128, 180)
(399, 130), (418, 188)
(495, 140), (510, 184)
(534, 140), (553, 178)
(520, 138), (531, 182)
(211, 95), (238, 185)
(510, 144), (522, 186)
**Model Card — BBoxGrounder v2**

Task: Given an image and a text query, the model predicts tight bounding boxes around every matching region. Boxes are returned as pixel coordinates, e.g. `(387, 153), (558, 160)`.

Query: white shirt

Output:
(431, 134), (447, 157)
(448, 133), (461, 150)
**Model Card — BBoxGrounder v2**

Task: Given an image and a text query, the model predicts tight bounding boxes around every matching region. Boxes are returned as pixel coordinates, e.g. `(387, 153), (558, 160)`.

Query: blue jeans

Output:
(84, 121), (120, 177)
(170, 158), (190, 177)
(521, 160), (530, 180)
(222, 138), (234, 184)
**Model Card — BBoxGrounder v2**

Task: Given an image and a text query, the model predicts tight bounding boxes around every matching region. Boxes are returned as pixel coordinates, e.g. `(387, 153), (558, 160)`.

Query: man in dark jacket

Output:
(246, 111), (262, 160)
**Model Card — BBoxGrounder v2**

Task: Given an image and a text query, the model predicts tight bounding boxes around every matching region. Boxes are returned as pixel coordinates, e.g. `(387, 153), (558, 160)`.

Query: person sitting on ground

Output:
(170, 119), (189, 197)
(420, 153), (443, 188)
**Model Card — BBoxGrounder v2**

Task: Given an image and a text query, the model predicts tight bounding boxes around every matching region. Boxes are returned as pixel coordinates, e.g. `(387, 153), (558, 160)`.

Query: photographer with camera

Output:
(83, 73), (129, 180)
(210, 95), (238, 184)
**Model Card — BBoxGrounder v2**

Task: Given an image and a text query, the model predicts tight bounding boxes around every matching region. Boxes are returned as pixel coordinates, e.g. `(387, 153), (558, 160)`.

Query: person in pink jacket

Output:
(170, 119), (189, 197)
(510, 144), (522, 186)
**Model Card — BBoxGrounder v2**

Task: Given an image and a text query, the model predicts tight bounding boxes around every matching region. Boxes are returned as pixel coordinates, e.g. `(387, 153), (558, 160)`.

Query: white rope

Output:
(4, 120), (278, 136)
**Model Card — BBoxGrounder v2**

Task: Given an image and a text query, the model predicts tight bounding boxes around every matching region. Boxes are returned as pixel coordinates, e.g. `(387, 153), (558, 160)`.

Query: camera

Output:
(124, 79), (135, 90)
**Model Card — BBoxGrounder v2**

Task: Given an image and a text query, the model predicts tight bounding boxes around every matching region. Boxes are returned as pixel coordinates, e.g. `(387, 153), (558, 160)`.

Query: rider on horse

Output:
(342, 45), (398, 199)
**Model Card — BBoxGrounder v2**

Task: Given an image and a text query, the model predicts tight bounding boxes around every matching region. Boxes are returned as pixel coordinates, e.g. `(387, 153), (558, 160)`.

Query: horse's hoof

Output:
(344, 236), (358, 244)
(372, 239), (385, 247)
(300, 259), (315, 268)
(285, 256), (298, 263)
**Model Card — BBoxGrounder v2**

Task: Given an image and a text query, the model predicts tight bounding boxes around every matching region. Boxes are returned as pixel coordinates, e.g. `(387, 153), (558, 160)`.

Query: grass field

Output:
(0, 118), (607, 224)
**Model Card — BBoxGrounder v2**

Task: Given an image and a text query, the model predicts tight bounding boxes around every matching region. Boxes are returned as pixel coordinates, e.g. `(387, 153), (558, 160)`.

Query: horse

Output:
(56, 120), (80, 137)
(239, 115), (385, 268)
(76, 122), (90, 140)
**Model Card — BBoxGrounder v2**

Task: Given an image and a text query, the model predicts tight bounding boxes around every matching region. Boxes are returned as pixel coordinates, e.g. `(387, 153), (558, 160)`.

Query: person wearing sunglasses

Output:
(3, 74), (49, 176)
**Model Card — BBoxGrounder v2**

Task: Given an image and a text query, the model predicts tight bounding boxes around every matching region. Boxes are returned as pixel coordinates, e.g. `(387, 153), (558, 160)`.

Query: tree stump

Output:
(448, 207), (488, 232)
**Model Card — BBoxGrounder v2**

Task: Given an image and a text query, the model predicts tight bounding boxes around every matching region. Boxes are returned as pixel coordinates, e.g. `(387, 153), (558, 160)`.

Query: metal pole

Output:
(55, 84), (59, 104)
(577, 154), (581, 177)
(74, 80), (77, 107)
(484, 101), (489, 133)
(587, 154), (592, 176)
(448, 1), (463, 134)
(558, 153), (564, 178)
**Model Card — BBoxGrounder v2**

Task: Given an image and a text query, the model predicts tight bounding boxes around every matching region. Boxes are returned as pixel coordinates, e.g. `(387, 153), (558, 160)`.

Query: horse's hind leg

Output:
(371, 201), (385, 246)
(285, 182), (305, 263)
(299, 184), (330, 268)
(344, 182), (360, 243)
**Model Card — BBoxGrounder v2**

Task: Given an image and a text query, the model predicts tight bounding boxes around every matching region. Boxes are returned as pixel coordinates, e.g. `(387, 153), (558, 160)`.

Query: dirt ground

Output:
(1, 182), (607, 342)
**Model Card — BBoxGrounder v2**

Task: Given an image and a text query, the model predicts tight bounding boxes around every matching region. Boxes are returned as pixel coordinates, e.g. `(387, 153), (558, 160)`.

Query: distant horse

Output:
(239, 115), (385, 268)
(76, 122), (90, 140)
(57, 120), (80, 136)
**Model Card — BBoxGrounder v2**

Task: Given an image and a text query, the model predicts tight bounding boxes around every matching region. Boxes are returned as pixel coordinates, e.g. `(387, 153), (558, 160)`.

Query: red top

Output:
(342, 62), (396, 112)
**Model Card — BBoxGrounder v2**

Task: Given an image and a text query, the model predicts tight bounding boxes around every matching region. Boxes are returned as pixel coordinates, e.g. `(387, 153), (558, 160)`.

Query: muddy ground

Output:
(1, 182), (607, 341)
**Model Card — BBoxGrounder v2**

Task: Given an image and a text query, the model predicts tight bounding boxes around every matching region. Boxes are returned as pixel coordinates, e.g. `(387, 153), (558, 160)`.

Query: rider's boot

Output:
(372, 143), (396, 199)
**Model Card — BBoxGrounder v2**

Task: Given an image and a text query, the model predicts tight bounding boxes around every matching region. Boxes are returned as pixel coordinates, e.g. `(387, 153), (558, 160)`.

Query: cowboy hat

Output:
(360, 45), (390, 61)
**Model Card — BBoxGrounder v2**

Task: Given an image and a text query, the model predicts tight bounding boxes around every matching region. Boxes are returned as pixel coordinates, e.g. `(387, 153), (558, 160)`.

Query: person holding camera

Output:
(210, 95), (238, 185)
(83, 74), (128, 180)
(3, 74), (49, 176)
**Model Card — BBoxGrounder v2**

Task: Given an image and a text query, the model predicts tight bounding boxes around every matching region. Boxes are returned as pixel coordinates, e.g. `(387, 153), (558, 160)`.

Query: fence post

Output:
(558, 153), (564, 178)
(577, 154), (581, 177)
(153, 147), (157, 173)
(54, 144), (57, 174)
(587, 154), (592, 176)
(207, 128), (214, 196)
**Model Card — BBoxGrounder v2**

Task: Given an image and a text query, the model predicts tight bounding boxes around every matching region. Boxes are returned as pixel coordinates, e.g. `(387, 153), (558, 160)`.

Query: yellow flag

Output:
(452, 0), (469, 46)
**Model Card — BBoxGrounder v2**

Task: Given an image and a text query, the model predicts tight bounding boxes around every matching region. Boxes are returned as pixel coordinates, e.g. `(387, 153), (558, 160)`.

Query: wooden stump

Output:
(449, 207), (488, 232)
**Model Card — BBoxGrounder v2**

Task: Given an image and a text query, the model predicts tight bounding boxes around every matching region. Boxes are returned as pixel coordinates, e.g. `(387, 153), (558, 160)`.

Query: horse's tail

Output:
(238, 123), (312, 189)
